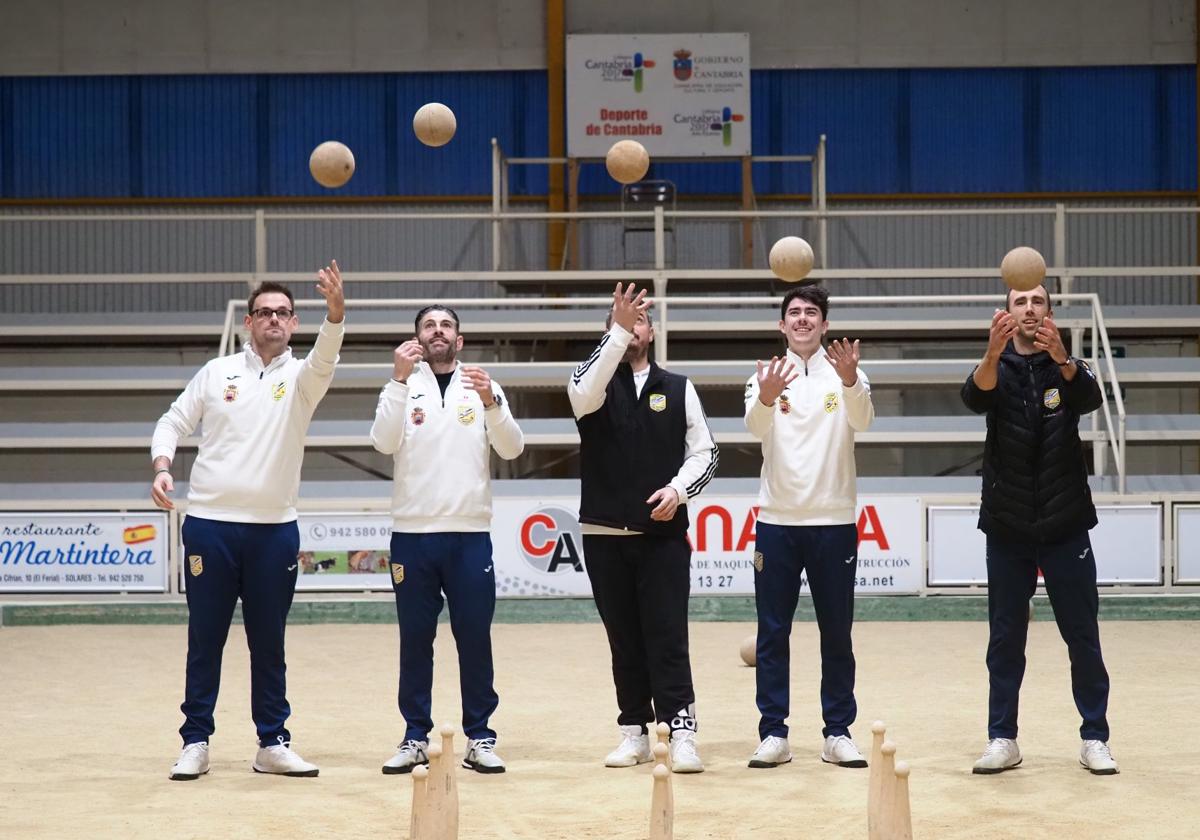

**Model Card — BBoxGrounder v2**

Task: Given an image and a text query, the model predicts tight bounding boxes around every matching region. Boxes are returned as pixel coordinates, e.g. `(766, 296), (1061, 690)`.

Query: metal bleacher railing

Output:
(1, 202), (1197, 502)
(212, 287), (1136, 493)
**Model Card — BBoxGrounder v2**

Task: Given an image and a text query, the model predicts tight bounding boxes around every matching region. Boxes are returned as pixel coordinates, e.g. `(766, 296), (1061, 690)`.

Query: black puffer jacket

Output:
(961, 343), (1104, 544)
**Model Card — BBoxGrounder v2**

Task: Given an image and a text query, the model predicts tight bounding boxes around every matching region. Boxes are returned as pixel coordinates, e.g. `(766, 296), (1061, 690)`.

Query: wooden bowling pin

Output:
(649, 763), (673, 840)
(868, 721), (887, 840)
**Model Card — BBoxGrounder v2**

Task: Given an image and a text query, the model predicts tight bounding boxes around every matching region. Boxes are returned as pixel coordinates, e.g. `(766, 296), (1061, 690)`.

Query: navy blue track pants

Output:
(179, 515), (299, 747)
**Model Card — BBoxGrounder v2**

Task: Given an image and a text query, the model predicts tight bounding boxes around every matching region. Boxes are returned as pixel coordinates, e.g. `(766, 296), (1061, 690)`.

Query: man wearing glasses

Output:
(151, 265), (345, 781)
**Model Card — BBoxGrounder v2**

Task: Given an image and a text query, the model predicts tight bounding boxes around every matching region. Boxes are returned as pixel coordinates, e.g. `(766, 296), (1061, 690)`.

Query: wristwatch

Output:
(486, 394), (503, 411)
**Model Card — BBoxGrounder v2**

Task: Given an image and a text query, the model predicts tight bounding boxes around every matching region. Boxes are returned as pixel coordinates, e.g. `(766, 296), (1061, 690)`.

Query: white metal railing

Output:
(219, 289), (1128, 492)
(492, 135), (828, 270)
(8, 264), (1200, 287)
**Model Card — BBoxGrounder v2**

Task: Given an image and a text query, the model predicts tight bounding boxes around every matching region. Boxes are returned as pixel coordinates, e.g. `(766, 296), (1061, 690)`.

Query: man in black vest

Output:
(962, 283), (1117, 776)
(568, 282), (718, 774)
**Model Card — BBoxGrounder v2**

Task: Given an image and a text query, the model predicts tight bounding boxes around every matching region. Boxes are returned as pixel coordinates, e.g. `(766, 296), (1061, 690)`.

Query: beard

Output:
(419, 336), (457, 366)
(621, 343), (648, 366)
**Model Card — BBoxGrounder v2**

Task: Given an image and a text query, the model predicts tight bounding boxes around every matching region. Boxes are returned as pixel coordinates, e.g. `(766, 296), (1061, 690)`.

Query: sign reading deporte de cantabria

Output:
(566, 33), (751, 158)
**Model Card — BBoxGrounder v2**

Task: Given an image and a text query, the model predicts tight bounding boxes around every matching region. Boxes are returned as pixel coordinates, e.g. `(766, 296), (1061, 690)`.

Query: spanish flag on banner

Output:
(123, 525), (157, 545)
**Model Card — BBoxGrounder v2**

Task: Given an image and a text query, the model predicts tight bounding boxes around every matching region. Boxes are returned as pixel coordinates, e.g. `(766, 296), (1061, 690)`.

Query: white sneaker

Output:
(605, 725), (653, 768)
(382, 739), (429, 775)
(972, 738), (1022, 774)
(169, 741), (210, 781)
(252, 742), (319, 777)
(463, 737), (507, 774)
(669, 730), (704, 774)
(821, 735), (868, 768)
(1080, 739), (1119, 775)
(748, 735), (792, 768)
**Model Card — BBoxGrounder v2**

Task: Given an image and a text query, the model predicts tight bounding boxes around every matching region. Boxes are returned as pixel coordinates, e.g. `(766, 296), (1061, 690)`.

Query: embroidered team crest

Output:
(1043, 388), (1061, 410)
(390, 563), (405, 584)
(649, 393), (667, 412)
(823, 392), (839, 413)
(778, 394), (791, 415)
(272, 382), (286, 402)
(188, 555), (204, 576)
(753, 551), (765, 572)
(458, 405), (476, 425)
(223, 384), (239, 403)
(410, 407), (426, 426)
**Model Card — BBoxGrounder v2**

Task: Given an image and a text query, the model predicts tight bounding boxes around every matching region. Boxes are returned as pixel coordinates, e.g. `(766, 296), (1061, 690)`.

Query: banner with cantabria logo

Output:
(289, 496), (923, 595)
(566, 33), (751, 158)
(0, 512), (169, 592)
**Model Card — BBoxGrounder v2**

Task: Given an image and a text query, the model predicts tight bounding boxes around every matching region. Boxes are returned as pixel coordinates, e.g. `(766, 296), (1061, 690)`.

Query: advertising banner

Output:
(1174, 505), (1200, 584)
(566, 33), (751, 157)
(927, 505), (1163, 586)
(496, 494), (923, 597)
(0, 512), (169, 592)
(286, 496), (924, 596)
(294, 512), (393, 591)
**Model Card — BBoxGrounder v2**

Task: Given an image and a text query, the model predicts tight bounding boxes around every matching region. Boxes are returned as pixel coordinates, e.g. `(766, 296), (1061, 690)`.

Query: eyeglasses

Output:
(251, 307), (294, 320)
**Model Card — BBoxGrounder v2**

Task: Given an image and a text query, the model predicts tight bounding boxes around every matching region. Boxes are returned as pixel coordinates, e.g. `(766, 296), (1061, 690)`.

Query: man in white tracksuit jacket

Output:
(743, 284), (875, 771)
(151, 266), (345, 781)
(371, 305), (524, 776)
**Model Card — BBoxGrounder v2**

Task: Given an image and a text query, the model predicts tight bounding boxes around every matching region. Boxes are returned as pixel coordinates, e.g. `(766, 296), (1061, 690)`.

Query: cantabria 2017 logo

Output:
(621, 52), (656, 92)
(676, 106), (745, 146)
(713, 106), (745, 146)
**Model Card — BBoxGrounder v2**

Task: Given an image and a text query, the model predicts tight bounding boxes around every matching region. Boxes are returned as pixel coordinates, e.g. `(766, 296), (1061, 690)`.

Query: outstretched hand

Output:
(825, 338), (861, 387)
(755, 356), (798, 405)
(317, 259), (345, 323)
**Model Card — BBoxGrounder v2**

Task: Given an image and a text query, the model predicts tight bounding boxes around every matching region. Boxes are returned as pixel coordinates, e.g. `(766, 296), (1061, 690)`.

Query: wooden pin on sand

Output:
(878, 742), (898, 840)
(649, 760), (674, 840)
(657, 722), (671, 769)
(893, 761), (914, 840)
(424, 739), (459, 840)
(410, 763), (431, 840)
(867, 720), (887, 840)
(437, 723), (460, 840)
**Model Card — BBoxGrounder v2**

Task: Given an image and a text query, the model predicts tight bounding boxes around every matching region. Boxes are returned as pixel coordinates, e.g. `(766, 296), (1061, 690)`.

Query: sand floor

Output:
(1, 619), (1198, 839)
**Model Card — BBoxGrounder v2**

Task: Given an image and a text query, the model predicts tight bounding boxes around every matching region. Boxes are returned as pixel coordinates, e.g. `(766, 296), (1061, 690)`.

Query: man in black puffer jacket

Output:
(961, 283), (1118, 777)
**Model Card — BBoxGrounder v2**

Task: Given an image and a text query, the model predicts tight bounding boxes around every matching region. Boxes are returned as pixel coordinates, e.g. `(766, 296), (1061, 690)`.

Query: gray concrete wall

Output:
(0, 0), (1192, 75)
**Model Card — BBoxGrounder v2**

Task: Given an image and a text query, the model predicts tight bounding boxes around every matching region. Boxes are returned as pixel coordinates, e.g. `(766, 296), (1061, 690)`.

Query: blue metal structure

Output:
(0, 66), (1192, 199)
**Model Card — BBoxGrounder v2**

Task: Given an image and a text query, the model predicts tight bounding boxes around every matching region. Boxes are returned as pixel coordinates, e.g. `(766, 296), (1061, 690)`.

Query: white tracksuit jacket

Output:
(370, 361), (525, 533)
(744, 345), (874, 526)
(151, 319), (345, 523)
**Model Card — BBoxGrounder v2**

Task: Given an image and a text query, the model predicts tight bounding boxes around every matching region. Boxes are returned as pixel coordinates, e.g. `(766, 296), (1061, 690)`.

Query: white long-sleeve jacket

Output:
(371, 361), (524, 533)
(744, 345), (873, 526)
(151, 319), (344, 523)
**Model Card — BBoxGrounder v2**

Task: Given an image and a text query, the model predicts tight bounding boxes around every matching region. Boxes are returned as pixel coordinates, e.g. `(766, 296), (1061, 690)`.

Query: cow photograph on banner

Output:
(566, 32), (751, 158)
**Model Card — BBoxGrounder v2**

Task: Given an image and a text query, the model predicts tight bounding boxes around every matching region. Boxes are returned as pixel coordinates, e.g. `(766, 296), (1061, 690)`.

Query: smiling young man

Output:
(743, 284), (874, 771)
(151, 265), (345, 781)
(962, 284), (1117, 776)
(371, 305), (524, 776)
